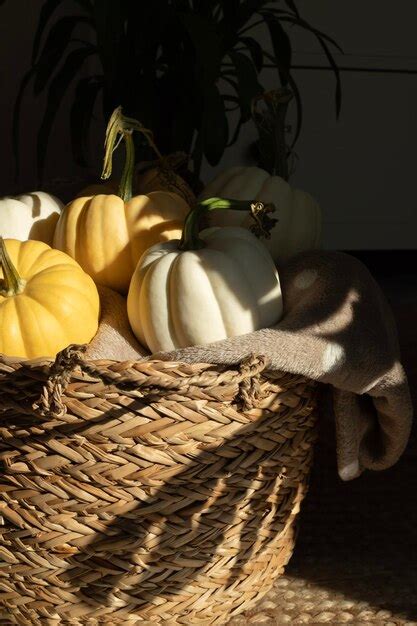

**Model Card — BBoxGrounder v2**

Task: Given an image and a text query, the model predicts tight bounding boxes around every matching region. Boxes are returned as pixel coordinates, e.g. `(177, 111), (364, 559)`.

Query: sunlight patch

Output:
(339, 459), (360, 481)
(294, 269), (318, 290)
(322, 341), (345, 373)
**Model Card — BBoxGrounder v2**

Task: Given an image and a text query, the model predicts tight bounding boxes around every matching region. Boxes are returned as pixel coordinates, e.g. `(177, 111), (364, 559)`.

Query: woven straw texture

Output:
(0, 347), (317, 625)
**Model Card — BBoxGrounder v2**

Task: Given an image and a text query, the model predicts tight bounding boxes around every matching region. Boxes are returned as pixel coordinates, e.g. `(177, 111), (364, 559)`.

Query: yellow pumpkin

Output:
(53, 190), (189, 294)
(54, 107), (190, 294)
(0, 238), (100, 359)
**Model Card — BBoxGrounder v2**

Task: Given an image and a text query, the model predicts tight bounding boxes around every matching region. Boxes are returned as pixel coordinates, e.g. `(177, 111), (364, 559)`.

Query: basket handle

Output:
(32, 346), (268, 419)
(32, 345), (87, 418)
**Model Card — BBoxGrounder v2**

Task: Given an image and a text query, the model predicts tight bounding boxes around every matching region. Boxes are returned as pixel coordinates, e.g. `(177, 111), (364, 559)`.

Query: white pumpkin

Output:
(200, 166), (321, 263)
(128, 226), (283, 353)
(0, 191), (63, 245)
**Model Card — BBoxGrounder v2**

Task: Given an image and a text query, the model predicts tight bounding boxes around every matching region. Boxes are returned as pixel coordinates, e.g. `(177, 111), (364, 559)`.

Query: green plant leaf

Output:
(223, 94), (240, 103)
(227, 115), (243, 147)
(287, 73), (302, 147)
(221, 0), (239, 25)
(260, 48), (303, 147)
(302, 25), (343, 55)
(74, 0), (93, 12)
(32, 0), (95, 64)
(162, 66), (198, 160)
(32, 0), (61, 62)
(272, 12), (342, 115)
(239, 36), (263, 71)
(70, 76), (103, 165)
(281, 18), (342, 117)
(191, 128), (203, 178)
(235, 0), (272, 32)
(192, 0), (216, 18)
(33, 16), (93, 95)
(201, 83), (228, 165)
(261, 13), (291, 85)
(283, 0), (300, 18)
(315, 34), (342, 117)
(93, 0), (124, 112)
(228, 51), (263, 120)
(37, 47), (94, 181)
(180, 12), (223, 83)
(221, 74), (239, 93)
(172, 0), (190, 11)
(13, 66), (37, 180)
(279, 14), (343, 54)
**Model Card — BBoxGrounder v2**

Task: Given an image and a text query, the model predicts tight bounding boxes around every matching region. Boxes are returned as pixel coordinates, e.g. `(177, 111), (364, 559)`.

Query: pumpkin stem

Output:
(252, 88), (293, 180)
(179, 198), (277, 251)
(118, 130), (135, 202)
(0, 238), (26, 297)
(101, 106), (162, 202)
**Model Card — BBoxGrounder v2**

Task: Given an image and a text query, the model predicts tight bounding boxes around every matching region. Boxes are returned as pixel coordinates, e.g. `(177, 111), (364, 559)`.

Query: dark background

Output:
(1, 0), (417, 251)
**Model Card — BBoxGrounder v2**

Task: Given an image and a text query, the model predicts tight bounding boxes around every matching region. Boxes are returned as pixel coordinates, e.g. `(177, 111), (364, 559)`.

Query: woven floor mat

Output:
(230, 433), (417, 625)
(231, 295), (417, 625)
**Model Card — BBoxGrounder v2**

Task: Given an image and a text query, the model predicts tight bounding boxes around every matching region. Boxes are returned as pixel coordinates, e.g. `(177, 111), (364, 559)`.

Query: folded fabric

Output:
(150, 251), (413, 481)
(86, 286), (149, 361)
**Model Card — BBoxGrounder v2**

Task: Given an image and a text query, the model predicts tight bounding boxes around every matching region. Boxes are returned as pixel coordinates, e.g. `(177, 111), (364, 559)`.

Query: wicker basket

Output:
(0, 346), (317, 625)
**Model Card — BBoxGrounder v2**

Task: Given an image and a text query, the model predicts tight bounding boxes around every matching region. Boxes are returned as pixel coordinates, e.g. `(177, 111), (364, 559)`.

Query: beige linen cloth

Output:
(87, 286), (148, 360)
(87, 251), (413, 481)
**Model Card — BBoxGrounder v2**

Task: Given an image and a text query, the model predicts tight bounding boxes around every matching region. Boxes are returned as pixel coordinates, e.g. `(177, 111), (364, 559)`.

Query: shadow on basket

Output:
(0, 351), (317, 625)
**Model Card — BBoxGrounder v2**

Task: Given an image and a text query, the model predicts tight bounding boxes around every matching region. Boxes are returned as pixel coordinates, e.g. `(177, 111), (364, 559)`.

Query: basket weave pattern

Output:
(0, 347), (317, 625)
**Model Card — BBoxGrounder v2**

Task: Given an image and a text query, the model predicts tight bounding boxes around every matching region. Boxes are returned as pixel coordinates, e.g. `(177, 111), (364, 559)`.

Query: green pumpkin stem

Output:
(179, 198), (277, 251)
(101, 106), (162, 202)
(251, 88), (293, 181)
(0, 238), (26, 296)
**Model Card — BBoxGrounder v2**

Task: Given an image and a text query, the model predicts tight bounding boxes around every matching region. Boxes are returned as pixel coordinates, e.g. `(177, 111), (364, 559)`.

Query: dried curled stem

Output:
(102, 106), (162, 181)
(101, 106), (163, 201)
(249, 201), (278, 239)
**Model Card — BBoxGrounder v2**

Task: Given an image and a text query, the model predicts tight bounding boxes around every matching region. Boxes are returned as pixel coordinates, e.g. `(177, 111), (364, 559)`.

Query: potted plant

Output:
(14, 0), (341, 187)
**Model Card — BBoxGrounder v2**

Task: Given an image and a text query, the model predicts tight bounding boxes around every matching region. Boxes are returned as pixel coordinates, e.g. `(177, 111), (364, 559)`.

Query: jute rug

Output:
(230, 289), (417, 625)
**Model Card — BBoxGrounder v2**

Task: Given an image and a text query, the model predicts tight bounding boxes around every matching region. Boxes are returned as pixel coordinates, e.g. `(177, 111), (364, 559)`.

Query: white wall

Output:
(203, 0), (417, 250)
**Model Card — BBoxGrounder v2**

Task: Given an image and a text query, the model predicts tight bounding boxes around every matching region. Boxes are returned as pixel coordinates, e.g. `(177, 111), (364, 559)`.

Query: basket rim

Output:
(0, 345), (317, 422)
